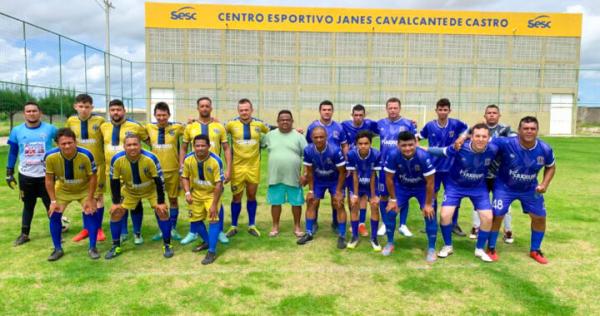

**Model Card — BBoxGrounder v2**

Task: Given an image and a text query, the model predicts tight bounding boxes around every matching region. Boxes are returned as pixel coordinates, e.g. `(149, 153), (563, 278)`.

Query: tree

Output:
(38, 89), (77, 123)
(0, 88), (35, 131)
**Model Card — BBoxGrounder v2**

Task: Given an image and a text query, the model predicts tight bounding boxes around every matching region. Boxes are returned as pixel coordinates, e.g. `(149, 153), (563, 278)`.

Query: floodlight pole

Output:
(102, 0), (114, 116)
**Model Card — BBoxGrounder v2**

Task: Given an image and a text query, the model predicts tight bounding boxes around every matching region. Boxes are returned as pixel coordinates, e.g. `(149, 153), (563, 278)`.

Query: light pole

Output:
(99, 0), (114, 116)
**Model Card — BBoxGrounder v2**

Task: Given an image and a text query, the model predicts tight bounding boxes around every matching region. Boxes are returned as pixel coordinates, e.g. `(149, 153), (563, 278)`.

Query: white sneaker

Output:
(398, 225), (413, 237)
(469, 226), (478, 239)
(426, 249), (437, 263)
(475, 248), (493, 262)
(377, 223), (387, 236)
(437, 245), (454, 258)
(370, 239), (382, 252)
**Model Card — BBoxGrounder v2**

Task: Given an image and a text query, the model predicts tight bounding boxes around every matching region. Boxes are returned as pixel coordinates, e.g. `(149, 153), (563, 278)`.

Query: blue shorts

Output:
(492, 188), (546, 217)
(396, 186), (433, 210)
(267, 184), (304, 206)
(442, 186), (491, 211)
(378, 169), (390, 197)
(314, 182), (343, 199)
(434, 172), (449, 193)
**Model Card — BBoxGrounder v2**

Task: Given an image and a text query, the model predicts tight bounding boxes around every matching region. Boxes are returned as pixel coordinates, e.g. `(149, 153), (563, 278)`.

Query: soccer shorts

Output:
(189, 198), (221, 222)
(314, 182), (344, 199)
(434, 172), (449, 193)
(267, 184), (304, 206)
(95, 164), (105, 197)
(378, 169), (390, 197)
(121, 191), (158, 210)
(492, 189), (546, 217)
(163, 171), (180, 199)
(231, 164), (260, 195)
(395, 186), (433, 210)
(442, 186), (491, 211)
(56, 190), (88, 209)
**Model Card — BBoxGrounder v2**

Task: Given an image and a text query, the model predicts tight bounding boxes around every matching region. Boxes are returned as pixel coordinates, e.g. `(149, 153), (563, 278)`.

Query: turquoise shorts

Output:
(267, 184), (304, 206)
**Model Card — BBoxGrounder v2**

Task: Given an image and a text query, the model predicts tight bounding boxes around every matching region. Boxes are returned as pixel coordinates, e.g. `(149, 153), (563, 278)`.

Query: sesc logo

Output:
(171, 6), (197, 21)
(528, 15), (551, 29)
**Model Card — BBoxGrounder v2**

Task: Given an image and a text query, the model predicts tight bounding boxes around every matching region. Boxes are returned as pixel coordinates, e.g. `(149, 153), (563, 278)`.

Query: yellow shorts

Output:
(56, 190), (89, 208)
(121, 191), (158, 210)
(164, 171), (180, 199)
(95, 164), (106, 197)
(189, 198), (221, 222)
(231, 165), (260, 195)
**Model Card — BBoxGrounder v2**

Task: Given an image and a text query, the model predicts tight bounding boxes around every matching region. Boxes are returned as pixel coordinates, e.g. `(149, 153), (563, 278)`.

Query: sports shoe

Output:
(469, 227), (478, 239)
(180, 232), (198, 245)
(530, 250), (548, 264)
(297, 233), (313, 245)
(475, 248), (493, 262)
(134, 233), (144, 245)
(382, 243), (394, 256)
(88, 247), (100, 260)
(399, 225), (413, 237)
(371, 239), (382, 252)
(426, 248), (437, 263)
(437, 245), (454, 258)
(105, 245), (122, 260)
(225, 226), (238, 238)
(218, 232), (229, 244)
(248, 226), (261, 237)
(72, 229), (89, 242)
(151, 232), (163, 241)
(97, 228), (106, 242)
(503, 230), (514, 244)
(48, 248), (64, 261)
(337, 236), (347, 249)
(452, 225), (467, 237)
(313, 222), (319, 234)
(120, 233), (129, 243)
(14, 234), (30, 246)
(171, 229), (182, 241)
(487, 248), (499, 261)
(377, 224), (386, 236)
(358, 223), (368, 237)
(202, 251), (217, 265)
(192, 242), (209, 252)
(163, 244), (174, 258)
(346, 236), (359, 249)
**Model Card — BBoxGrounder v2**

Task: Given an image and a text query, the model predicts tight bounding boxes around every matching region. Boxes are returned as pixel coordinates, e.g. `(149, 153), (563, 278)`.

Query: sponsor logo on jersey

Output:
(536, 156), (545, 165)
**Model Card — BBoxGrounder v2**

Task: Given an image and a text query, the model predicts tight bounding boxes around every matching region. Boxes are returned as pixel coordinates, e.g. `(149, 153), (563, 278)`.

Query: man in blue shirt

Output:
(297, 126), (347, 249)
(486, 116), (556, 264)
(6, 101), (58, 246)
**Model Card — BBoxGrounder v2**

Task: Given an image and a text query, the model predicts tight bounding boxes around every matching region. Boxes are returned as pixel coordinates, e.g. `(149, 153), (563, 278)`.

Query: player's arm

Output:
(342, 143), (349, 157)
(537, 164), (556, 194)
(370, 170), (378, 202)
(6, 137), (18, 189)
(209, 181), (224, 221)
(423, 174), (435, 220)
(182, 176), (192, 204)
(385, 171), (398, 212)
(84, 173), (98, 214)
(179, 142), (189, 170)
(44, 172), (60, 216)
(222, 142), (232, 183)
(425, 146), (450, 157)
(334, 165), (346, 205)
(305, 165), (314, 202)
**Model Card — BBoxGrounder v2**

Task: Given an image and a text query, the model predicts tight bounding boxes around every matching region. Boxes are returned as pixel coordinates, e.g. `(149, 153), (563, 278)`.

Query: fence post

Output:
(58, 35), (64, 117)
(22, 21), (29, 92)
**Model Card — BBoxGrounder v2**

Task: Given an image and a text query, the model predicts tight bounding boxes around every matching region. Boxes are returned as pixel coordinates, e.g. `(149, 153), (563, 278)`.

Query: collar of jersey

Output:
(318, 119), (334, 127)
(316, 143), (328, 154)
(358, 148), (371, 160)
(518, 138), (539, 151)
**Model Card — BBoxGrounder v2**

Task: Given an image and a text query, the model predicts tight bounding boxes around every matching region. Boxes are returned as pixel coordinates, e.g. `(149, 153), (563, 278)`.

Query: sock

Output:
(247, 200), (257, 226)
(359, 208), (367, 224)
(231, 201), (241, 227)
(131, 203), (143, 235)
(190, 221), (201, 235)
(476, 229), (490, 250)
(399, 203), (409, 226)
(379, 200), (388, 230)
(337, 220), (347, 238)
(169, 208), (179, 230)
(198, 221), (209, 243)
(84, 212), (98, 249)
(504, 211), (513, 231)
(488, 231), (500, 250)
(208, 222), (219, 253)
(306, 218), (315, 234)
(219, 205), (225, 232)
(425, 215), (438, 250)
(370, 219), (379, 241)
(82, 212), (87, 230)
(121, 210), (129, 235)
(441, 224), (453, 246)
(531, 229), (545, 251)
(351, 220), (359, 238)
(157, 214), (171, 245)
(110, 219), (122, 245)
(96, 207), (105, 230)
(452, 206), (460, 227)
(385, 211), (397, 243)
(49, 212), (63, 250)
(472, 210), (480, 228)
(332, 209), (338, 226)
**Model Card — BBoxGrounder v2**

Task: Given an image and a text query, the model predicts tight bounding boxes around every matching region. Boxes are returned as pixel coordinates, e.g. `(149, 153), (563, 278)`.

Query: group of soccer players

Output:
(6, 94), (555, 265)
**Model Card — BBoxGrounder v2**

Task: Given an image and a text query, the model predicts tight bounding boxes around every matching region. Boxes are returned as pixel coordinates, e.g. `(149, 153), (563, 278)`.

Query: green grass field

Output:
(0, 137), (599, 315)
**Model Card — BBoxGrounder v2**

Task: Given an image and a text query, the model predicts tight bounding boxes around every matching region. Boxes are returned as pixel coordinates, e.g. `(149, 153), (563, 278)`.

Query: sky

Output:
(1, 0), (599, 106)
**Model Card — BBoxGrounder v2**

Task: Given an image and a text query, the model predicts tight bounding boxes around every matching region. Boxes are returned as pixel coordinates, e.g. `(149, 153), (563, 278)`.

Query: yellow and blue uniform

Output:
(183, 120), (227, 156)
(225, 117), (269, 194)
(100, 119), (149, 180)
(45, 147), (97, 206)
(66, 114), (105, 195)
(182, 152), (224, 221)
(146, 122), (184, 198)
(110, 149), (164, 210)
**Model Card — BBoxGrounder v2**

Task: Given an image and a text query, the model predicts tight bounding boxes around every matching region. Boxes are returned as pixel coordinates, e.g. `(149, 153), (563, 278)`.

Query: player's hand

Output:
(110, 203), (125, 217)
(386, 199), (399, 213)
(454, 136), (466, 151)
(155, 203), (168, 220)
(6, 168), (16, 189)
(299, 175), (307, 187)
(535, 184), (547, 194)
(47, 201), (61, 217)
(208, 206), (218, 221)
(211, 116), (220, 123)
(185, 192), (193, 204)
(295, 127), (305, 134)
(306, 191), (314, 204)
(333, 191), (343, 205)
(83, 198), (95, 215)
(423, 204), (435, 220)
(224, 171), (231, 184)
(350, 194), (359, 207)
(370, 196), (380, 206)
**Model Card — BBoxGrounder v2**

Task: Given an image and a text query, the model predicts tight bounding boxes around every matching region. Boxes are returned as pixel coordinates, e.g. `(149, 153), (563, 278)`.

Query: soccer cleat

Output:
(382, 243), (394, 256)
(97, 228), (106, 242)
(151, 232), (162, 241)
(296, 233), (314, 245)
(426, 249), (437, 263)
(346, 236), (359, 249)
(171, 229), (182, 241)
(503, 230), (514, 244)
(469, 227), (478, 239)
(120, 233), (129, 243)
(337, 236), (347, 249)
(358, 223), (369, 237)
(487, 248), (499, 261)
(105, 245), (122, 260)
(452, 225), (467, 237)
(218, 232), (229, 244)
(47, 248), (64, 262)
(180, 232), (198, 245)
(192, 242), (209, 252)
(530, 250), (548, 264)
(377, 224), (386, 236)
(248, 226), (261, 237)
(72, 229), (89, 242)
(437, 245), (454, 258)
(475, 248), (493, 262)
(399, 225), (413, 237)
(370, 239), (382, 252)
(88, 247), (100, 260)
(14, 234), (30, 246)
(202, 251), (217, 265)
(134, 233), (144, 245)
(163, 244), (174, 258)
(225, 226), (238, 238)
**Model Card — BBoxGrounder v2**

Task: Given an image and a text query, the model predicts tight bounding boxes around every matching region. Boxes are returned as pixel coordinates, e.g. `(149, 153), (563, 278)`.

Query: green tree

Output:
(0, 88), (35, 130)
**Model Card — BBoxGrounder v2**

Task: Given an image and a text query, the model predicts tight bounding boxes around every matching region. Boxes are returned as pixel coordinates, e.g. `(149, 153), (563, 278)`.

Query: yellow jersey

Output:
(44, 146), (96, 195)
(146, 122), (184, 172)
(183, 120), (227, 156)
(110, 149), (163, 198)
(100, 119), (149, 171)
(225, 117), (269, 168)
(182, 152), (224, 201)
(65, 114), (105, 165)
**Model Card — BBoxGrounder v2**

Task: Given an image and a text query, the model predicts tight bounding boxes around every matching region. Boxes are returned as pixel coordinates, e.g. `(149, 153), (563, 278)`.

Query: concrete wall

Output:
(578, 107), (600, 125)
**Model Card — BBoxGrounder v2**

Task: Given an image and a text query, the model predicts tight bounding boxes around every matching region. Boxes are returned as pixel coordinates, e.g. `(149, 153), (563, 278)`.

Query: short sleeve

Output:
(148, 159), (160, 178)
(334, 149), (346, 167)
(298, 133), (308, 155)
(338, 126), (348, 144)
(346, 152), (357, 170)
(88, 158), (96, 176)
(544, 145), (555, 167)
(419, 124), (429, 139)
(110, 159), (120, 180)
(45, 156), (56, 174)
(260, 121), (270, 134)
(456, 120), (469, 135)
(137, 124), (149, 142)
(373, 151), (382, 171)
(384, 154), (396, 174)
(183, 125), (192, 143)
(219, 124), (227, 143)
(369, 120), (380, 135)
(421, 153), (436, 177)
(305, 124), (313, 144)
(182, 158), (191, 178)
(303, 147), (312, 166)
(212, 159), (224, 182)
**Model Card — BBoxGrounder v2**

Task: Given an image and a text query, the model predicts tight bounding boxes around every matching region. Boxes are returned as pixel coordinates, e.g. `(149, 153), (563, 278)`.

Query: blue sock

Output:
(332, 208), (338, 226)
(488, 231), (500, 250)
(84, 212), (98, 249)
(476, 229), (490, 249)
(425, 215), (438, 250)
(121, 210), (129, 235)
(157, 215), (171, 244)
(96, 207), (105, 230)
(337, 220), (346, 237)
(208, 222), (219, 253)
(379, 200), (388, 223)
(198, 221), (209, 243)
(190, 221), (201, 235)
(400, 203), (409, 226)
(351, 220), (359, 238)
(452, 206), (460, 227)
(385, 211), (397, 243)
(531, 230), (545, 251)
(49, 212), (62, 250)
(219, 205), (225, 232)
(231, 202), (241, 227)
(370, 219), (379, 241)
(110, 219), (121, 245)
(306, 218), (315, 234)
(247, 200), (257, 226)
(131, 203), (143, 235)
(441, 224), (453, 246)
(169, 208), (178, 230)
(359, 208), (367, 224)
(82, 212), (87, 230)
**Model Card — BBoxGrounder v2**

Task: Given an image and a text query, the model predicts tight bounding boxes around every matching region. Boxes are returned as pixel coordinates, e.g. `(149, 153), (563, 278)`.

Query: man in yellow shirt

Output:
(225, 98), (270, 238)
(44, 128), (98, 261)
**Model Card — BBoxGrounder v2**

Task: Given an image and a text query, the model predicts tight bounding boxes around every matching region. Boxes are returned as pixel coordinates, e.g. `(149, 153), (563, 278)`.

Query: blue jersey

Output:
(346, 148), (381, 192)
(306, 120), (347, 147)
(494, 137), (555, 192)
(384, 147), (435, 189)
(377, 117), (417, 162)
(341, 119), (379, 149)
(303, 144), (346, 185)
(7, 122), (57, 177)
(419, 118), (468, 172)
(442, 140), (499, 189)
